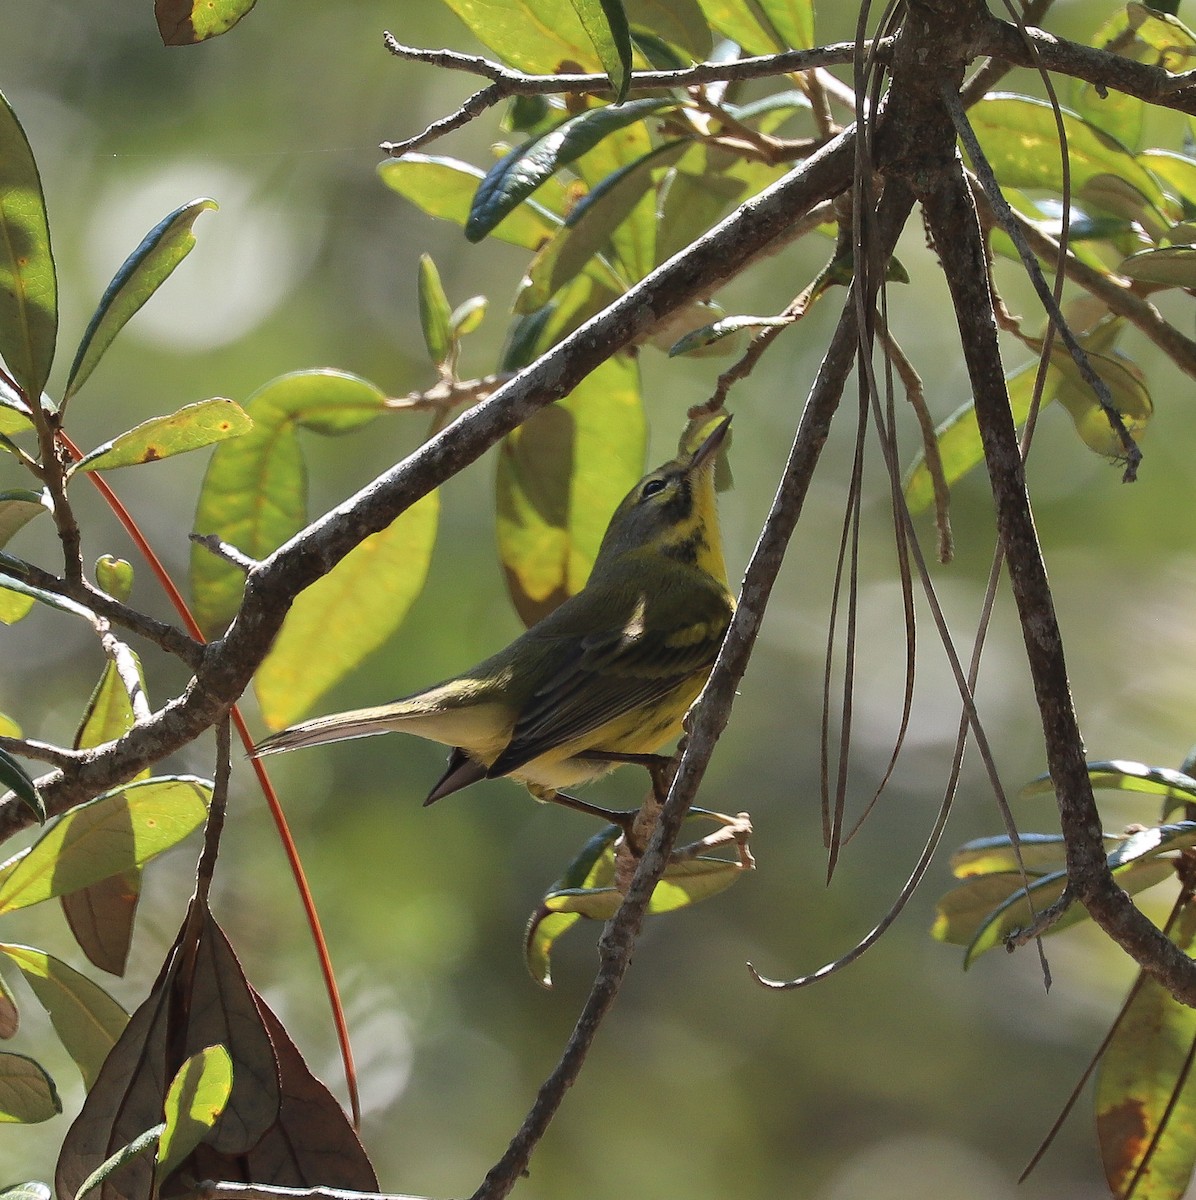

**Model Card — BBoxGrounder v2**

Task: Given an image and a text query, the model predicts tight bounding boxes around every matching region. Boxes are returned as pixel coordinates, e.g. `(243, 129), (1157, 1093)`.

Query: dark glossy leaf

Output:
(466, 99), (672, 242)
(416, 254), (453, 369)
(0, 776), (210, 916)
(518, 140), (685, 312)
(0, 748), (41, 823)
(570, 0), (633, 101)
(0, 944), (126, 1089)
(379, 155), (561, 251)
(0, 90), (56, 404)
(190, 370), (388, 638)
(72, 398), (250, 473)
(63, 199), (217, 401)
(255, 490), (439, 728)
(668, 313), (786, 357)
(497, 354), (644, 624)
(0, 1053), (60, 1124)
(156, 0), (258, 44)
(1096, 898), (1196, 1199)
(55, 904), (280, 1200)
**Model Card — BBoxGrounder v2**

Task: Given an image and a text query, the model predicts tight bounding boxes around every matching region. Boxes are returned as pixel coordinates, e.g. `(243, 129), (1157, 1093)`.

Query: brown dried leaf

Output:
(61, 870), (141, 977)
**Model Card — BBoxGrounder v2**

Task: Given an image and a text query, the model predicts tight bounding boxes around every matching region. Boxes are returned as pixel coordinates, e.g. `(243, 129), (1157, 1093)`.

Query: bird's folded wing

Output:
(488, 604), (730, 778)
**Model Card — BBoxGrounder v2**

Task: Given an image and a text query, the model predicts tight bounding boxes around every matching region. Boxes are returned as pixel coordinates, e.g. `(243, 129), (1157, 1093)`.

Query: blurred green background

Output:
(3, 3), (1196, 1197)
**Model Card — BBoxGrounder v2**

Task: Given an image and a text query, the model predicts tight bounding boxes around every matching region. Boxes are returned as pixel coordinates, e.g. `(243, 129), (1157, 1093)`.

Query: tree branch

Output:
(0, 129), (858, 844)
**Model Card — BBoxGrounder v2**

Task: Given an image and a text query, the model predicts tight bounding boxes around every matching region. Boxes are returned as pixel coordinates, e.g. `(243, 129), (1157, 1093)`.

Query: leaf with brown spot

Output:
(155, 0), (258, 45)
(1095, 901), (1196, 1198)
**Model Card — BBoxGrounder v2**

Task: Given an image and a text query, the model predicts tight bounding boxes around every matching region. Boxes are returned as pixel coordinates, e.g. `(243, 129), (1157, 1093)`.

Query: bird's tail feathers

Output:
(251, 705), (408, 757)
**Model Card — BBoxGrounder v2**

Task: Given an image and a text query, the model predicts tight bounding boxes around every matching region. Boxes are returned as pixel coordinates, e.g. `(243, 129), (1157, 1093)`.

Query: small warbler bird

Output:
(253, 415), (735, 822)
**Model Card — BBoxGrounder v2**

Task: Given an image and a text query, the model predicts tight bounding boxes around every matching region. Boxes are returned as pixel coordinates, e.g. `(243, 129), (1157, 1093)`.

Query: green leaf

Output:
(0, 490), (46, 547)
(1021, 760), (1196, 814)
(0, 748), (42, 824)
(655, 161), (749, 265)
(379, 154), (562, 251)
(497, 355), (645, 624)
(450, 295), (487, 338)
(903, 320), (1134, 513)
(948, 832), (1119, 878)
(0, 776), (210, 916)
(75, 656), (145, 752)
(526, 825), (620, 987)
(73, 1125), (164, 1200)
(94, 555), (134, 603)
(0, 89), (56, 404)
(1074, 8), (1147, 150)
(416, 255), (453, 369)
(157, 1045), (234, 1180)
(517, 141), (685, 313)
(255, 490), (439, 728)
(438, 0), (602, 73)
(668, 313), (786, 357)
(0, 944), (127, 1089)
(626, 0), (712, 59)
(1096, 898), (1196, 1199)
(966, 94), (1174, 236)
(155, 0), (258, 44)
(0, 968), (18, 1038)
(0, 1183), (50, 1199)
(0, 1053), (60, 1123)
(753, 0), (814, 50)
(570, 0), (634, 102)
(466, 99), (672, 242)
(72, 398), (251, 473)
(63, 199), (217, 402)
(1142, 149), (1196, 211)
(0, 570), (96, 623)
(1119, 245), (1196, 288)
(190, 369), (389, 638)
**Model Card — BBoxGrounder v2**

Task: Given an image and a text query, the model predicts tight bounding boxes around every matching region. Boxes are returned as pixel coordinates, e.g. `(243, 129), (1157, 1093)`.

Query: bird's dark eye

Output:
(640, 478), (667, 500)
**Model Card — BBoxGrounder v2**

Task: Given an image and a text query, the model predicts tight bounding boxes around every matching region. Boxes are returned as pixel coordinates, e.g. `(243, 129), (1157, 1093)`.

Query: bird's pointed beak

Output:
(689, 413), (732, 470)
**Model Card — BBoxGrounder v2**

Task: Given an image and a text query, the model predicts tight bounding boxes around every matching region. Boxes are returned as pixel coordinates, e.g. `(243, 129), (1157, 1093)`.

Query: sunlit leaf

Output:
(0, 776), (210, 916)
(72, 398), (250, 473)
(0, 945), (127, 1089)
(466, 99), (673, 242)
(0, 570), (95, 624)
(656, 160), (749, 265)
(190, 370), (388, 638)
(1096, 899), (1196, 1199)
(1142, 149), (1196, 210)
(947, 832), (1120, 878)
(0, 1053), (60, 1124)
(63, 199), (217, 401)
(438, 0), (601, 73)
(155, 0), (258, 44)
(1020, 760), (1196, 815)
(450, 295), (487, 337)
(1074, 7), (1147, 150)
(156, 1046), (233, 1181)
(754, 0), (814, 50)
(626, 0), (712, 58)
(94, 556), (134, 604)
(0, 89), (56, 405)
(497, 354), (644, 624)
(0, 969), (18, 1039)
(967, 94), (1173, 234)
(416, 254), (453, 369)
(255, 490), (439, 728)
(379, 154), (562, 251)
(570, 0), (633, 102)
(1051, 345), (1152, 458)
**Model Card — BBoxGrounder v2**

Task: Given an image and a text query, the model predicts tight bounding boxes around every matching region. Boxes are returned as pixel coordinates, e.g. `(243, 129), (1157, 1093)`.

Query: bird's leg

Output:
(578, 750), (675, 801)
(530, 784), (637, 834)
